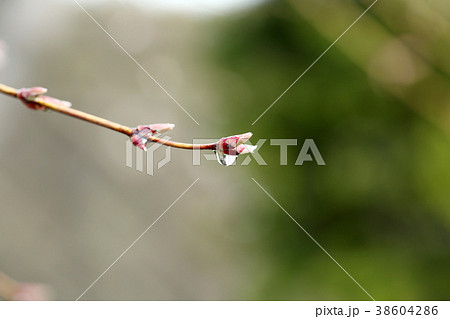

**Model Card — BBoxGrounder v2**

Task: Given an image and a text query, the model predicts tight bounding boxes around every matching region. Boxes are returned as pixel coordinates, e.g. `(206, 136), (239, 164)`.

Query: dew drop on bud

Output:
(214, 150), (238, 166)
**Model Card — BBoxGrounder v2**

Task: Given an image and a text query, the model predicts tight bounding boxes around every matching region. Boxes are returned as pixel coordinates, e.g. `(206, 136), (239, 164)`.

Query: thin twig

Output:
(0, 83), (216, 150)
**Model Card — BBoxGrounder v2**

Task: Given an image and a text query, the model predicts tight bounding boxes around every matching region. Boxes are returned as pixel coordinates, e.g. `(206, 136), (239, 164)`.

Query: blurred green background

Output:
(0, 0), (449, 300)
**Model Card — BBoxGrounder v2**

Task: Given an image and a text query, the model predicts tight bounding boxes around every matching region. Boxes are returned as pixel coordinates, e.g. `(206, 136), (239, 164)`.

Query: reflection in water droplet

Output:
(214, 150), (238, 166)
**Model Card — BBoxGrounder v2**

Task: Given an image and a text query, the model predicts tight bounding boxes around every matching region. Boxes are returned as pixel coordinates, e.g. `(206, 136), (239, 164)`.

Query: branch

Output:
(0, 83), (256, 165)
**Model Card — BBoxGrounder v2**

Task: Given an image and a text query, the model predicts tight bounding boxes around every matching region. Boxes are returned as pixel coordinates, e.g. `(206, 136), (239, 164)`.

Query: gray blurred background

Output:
(0, 0), (449, 300)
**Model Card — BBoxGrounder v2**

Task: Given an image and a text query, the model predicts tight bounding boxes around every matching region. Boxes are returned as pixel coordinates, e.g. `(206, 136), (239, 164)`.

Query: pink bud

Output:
(130, 131), (149, 151)
(17, 87), (48, 110)
(217, 132), (253, 155)
(135, 123), (175, 134)
(214, 132), (255, 166)
(40, 95), (72, 108)
(130, 123), (175, 151)
(148, 123), (175, 133)
(17, 87), (71, 110)
(18, 87), (48, 99)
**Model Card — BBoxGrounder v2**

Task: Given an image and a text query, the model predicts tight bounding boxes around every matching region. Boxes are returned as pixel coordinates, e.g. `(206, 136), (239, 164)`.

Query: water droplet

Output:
(214, 150), (238, 166)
